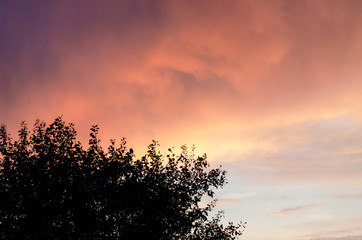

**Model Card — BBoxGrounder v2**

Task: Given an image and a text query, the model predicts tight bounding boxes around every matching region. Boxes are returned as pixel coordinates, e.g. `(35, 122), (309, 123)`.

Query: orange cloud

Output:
(1, 0), (362, 167)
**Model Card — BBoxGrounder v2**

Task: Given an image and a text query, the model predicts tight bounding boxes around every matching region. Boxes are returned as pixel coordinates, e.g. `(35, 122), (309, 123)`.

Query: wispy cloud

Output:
(216, 192), (256, 206)
(268, 203), (323, 216)
(336, 193), (362, 199)
(306, 235), (362, 240)
(224, 117), (362, 187)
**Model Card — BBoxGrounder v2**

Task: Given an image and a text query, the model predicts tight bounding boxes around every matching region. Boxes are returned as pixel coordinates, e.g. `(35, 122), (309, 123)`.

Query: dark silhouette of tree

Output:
(0, 117), (245, 239)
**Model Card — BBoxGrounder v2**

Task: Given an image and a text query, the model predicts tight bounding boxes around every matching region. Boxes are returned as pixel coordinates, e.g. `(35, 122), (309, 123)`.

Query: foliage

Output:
(0, 117), (245, 239)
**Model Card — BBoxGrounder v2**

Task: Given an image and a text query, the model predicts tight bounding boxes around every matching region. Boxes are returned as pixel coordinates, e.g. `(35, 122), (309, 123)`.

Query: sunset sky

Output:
(1, 1), (362, 239)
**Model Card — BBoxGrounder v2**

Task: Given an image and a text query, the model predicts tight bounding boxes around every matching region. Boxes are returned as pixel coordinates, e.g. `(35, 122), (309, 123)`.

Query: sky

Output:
(1, 0), (362, 239)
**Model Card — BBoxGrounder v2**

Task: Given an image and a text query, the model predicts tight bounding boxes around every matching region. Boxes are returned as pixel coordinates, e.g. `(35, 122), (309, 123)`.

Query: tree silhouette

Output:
(0, 117), (245, 239)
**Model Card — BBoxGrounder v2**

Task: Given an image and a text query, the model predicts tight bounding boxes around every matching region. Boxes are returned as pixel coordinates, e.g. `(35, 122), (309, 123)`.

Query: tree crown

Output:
(0, 117), (245, 239)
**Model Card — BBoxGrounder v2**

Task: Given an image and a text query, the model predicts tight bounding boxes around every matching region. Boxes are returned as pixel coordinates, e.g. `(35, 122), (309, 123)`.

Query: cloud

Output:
(218, 117), (362, 187)
(216, 192), (256, 206)
(306, 235), (362, 240)
(1, 0), (362, 163)
(268, 203), (323, 216)
(285, 216), (362, 240)
(336, 193), (362, 199)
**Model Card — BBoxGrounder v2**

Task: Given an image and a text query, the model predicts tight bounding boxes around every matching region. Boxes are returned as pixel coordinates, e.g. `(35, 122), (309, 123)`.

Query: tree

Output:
(0, 117), (245, 239)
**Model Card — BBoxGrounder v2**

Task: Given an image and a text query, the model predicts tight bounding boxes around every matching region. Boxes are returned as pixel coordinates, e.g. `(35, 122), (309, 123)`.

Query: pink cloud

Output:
(268, 203), (323, 216)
